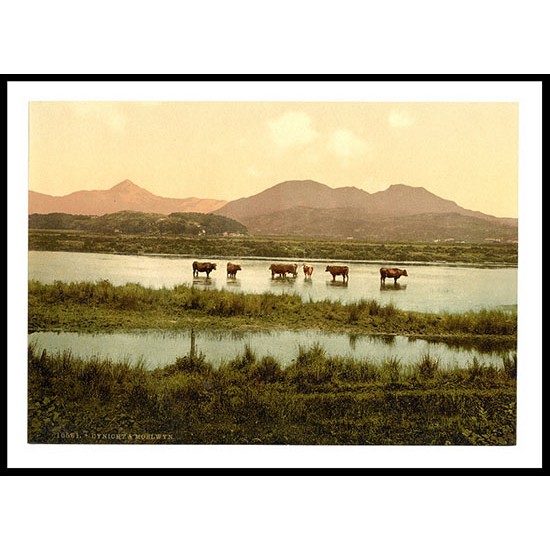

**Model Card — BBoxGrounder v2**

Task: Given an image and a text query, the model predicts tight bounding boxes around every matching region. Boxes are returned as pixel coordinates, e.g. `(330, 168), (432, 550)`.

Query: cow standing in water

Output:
(226, 262), (242, 278)
(380, 267), (408, 285)
(193, 261), (217, 278)
(303, 264), (314, 279)
(325, 265), (349, 282)
(269, 263), (298, 279)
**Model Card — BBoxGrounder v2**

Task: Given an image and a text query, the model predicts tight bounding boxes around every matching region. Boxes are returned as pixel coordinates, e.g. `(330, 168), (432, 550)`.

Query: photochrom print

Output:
(28, 99), (518, 445)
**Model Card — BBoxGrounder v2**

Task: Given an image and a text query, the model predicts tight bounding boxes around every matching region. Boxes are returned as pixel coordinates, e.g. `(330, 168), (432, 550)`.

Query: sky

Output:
(29, 101), (518, 218)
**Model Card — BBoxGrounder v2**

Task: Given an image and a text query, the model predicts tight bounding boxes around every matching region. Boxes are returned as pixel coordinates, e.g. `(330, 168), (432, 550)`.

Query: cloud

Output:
(70, 102), (127, 133)
(389, 110), (415, 128)
(327, 129), (368, 160)
(268, 111), (318, 148)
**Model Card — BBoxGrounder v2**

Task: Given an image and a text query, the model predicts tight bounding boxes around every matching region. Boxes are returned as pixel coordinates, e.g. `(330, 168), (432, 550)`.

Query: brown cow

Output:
(380, 267), (408, 285)
(325, 265), (349, 282)
(226, 262), (242, 278)
(269, 263), (298, 279)
(303, 264), (314, 278)
(193, 261), (217, 278)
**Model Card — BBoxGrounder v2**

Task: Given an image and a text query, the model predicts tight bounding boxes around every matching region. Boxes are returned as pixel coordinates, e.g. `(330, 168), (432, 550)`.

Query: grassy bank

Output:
(28, 344), (516, 445)
(28, 280), (517, 346)
(29, 230), (518, 265)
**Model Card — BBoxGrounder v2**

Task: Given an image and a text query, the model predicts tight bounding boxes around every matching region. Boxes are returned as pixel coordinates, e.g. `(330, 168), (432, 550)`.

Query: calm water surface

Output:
(28, 329), (513, 371)
(29, 251), (517, 313)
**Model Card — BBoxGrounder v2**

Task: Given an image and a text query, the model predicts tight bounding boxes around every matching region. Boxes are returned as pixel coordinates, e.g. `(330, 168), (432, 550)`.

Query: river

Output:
(28, 251), (517, 313)
(28, 329), (513, 371)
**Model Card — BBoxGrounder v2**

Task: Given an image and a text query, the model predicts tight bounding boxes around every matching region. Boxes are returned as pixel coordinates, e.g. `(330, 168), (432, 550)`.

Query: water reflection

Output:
(29, 329), (516, 371)
(421, 335), (516, 353)
(192, 279), (215, 287)
(380, 283), (407, 291)
(270, 277), (297, 285)
(326, 281), (349, 288)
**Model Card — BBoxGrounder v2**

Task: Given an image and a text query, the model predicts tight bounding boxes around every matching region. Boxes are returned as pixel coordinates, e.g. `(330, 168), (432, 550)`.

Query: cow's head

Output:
(325, 266), (331, 272)
(402, 269), (408, 276)
(212, 263), (217, 270)
(234, 264), (241, 271)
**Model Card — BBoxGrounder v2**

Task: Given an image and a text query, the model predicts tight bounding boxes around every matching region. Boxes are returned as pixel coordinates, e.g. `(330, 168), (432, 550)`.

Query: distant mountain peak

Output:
(386, 183), (426, 192)
(110, 179), (146, 192)
(29, 180), (227, 215)
(110, 180), (153, 195)
(214, 178), (515, 241)
(272, 179), (330, 190)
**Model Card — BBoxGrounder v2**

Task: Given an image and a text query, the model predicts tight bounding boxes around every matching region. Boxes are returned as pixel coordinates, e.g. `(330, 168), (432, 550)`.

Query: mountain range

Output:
(29, 180), (226, 215)
(29, 179), (517, 242)
(214, 180), (517, 241)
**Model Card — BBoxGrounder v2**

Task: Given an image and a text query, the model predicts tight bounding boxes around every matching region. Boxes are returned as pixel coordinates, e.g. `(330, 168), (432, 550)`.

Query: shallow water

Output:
(28, 329), (514, 371)
(28, 251), (517, 313)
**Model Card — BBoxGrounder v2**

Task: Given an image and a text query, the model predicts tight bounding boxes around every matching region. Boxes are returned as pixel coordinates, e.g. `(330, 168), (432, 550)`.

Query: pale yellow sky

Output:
(29, 101), (518, 217)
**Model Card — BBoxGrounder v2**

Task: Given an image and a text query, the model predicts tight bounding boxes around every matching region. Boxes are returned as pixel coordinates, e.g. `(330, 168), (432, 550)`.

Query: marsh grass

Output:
(29, 231), (518, 265)
(29, 280), (517, 343)
(28, 344), (517, 445)
(415, 353), (440, 381)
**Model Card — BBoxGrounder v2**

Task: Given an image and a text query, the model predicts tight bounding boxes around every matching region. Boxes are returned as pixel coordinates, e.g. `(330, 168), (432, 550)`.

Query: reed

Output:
(29, 280), (517, 342)
(28, 344), (516, 445)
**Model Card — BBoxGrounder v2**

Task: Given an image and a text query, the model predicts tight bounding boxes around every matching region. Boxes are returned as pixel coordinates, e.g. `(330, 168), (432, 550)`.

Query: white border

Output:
(8, 80), (542, 469)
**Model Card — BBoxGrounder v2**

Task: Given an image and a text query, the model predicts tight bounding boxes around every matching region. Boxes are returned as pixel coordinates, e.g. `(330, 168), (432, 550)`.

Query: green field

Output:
(29, 230), (518, 265)
(28, 344), (516, 445)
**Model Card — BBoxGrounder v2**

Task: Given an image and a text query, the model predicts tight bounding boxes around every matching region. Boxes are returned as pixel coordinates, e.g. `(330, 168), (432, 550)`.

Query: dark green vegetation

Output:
(28, 280), (517, 347)
(242, 209), (519, 243)
(29, 211), (248, 236)
(29, 230), (518, 264)
(28, 344), (516, 445)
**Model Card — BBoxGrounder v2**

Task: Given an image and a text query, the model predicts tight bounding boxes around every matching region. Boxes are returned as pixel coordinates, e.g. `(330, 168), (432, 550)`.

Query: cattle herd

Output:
(192, 260), (408, 285)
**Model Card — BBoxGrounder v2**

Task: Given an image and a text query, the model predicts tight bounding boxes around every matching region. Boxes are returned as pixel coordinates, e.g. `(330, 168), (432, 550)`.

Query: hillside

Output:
(237, 208), (517, 242)
(28, 211), (248, 236)
(214, 180), (517, 242)
(215, 180), (514, 222)
(29, 180), (227, 215)
(214, 180), (369, 220)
